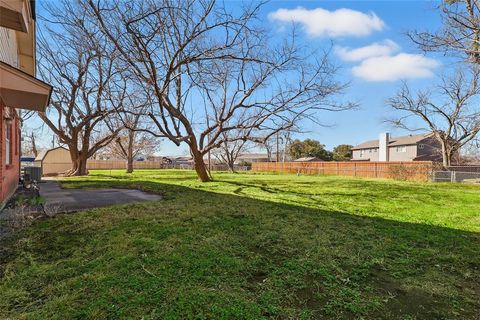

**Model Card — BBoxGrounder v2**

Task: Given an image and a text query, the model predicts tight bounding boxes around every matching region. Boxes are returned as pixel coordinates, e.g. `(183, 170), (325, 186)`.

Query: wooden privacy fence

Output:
(38, 160), (251, 175)
(38, 160), (167, 173)
(252, 161), (434, 181)
(86, 160), (165, 170)
(86, 161), (251, 171)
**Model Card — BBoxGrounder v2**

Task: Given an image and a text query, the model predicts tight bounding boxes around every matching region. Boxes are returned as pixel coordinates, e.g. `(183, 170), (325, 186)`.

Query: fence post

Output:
(375, 163), (378, 178)
(354, 163), (357, 176)
(336, 162), (339, 175)
(451, 171), (456, 183)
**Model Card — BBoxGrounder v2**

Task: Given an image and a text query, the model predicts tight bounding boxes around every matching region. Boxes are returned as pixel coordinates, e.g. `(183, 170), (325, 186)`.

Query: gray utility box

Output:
(24, 166), (43, 182)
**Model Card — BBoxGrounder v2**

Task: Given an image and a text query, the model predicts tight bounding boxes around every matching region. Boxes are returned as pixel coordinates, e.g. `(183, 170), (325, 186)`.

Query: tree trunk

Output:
(224, 148), (236, 172)
(66, 138), (89, 176)
(68, 152), (89, 176)
(227, 158), (235, 172)
(126, 131), (134, 173)
(448, 149), (458, 165)
(67, 146), (79, 176)
(265, 145), (272, 162)
(76, 155), (89, 176)
(441, 141), (450, 167)
(192, 150), (210, 182)
(31, 132), (38, 157)
(445, 151), (452, 167)
(126, 158), (134, 173)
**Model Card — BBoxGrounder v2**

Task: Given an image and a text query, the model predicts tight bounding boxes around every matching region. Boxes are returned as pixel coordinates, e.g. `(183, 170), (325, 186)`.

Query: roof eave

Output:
(0, 61), (52, 112)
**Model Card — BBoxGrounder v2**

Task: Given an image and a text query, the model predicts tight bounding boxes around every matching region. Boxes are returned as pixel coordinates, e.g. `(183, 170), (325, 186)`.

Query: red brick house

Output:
(0, 0), (52, 208)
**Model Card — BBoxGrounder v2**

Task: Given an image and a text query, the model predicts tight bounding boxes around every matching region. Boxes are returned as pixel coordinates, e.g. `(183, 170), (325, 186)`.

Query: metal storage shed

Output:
(34, 147), (71, 176)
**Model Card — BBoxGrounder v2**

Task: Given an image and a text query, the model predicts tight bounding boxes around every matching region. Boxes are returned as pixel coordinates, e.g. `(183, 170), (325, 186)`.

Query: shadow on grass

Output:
(1, 176), (479, 319)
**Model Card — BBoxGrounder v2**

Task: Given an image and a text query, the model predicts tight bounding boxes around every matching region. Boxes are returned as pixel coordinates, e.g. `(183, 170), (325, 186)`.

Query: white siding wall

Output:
(0, 27), (18, 67)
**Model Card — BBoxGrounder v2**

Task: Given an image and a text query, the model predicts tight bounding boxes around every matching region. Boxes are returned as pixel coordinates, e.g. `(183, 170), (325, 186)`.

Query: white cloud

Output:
(352, 53), (440, 81)
(268, 7), (385, 38)
(335, 39), (399, 61)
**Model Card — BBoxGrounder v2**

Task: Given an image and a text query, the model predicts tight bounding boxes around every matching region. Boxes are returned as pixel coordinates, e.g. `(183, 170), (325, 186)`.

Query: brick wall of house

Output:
(0, 101), (20, 207)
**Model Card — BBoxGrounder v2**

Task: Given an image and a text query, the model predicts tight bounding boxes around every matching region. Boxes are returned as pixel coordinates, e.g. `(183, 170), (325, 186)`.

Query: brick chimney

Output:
(379, 132), (390, 162)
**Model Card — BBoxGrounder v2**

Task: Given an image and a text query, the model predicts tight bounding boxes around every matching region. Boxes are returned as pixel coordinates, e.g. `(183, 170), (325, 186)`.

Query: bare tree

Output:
(213, 130), (252, 172)
(102, 79), (162, 173)
(387, 68), (480, 166)
(37, 1), (123, 176)
(408, 0), (480, 63)
(21, 130), (38, 157)
(460, 140), (480, 163)
(253, 130), (293, 163)
(259, 138), (275, 162)
(104, 113), (161, 173)
(87, 0), (354, 182)
(277, 127), (299, 162)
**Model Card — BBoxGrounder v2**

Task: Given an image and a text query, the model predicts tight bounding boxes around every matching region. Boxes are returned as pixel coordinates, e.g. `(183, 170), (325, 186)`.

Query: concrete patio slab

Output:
(40, 181), (161, 213)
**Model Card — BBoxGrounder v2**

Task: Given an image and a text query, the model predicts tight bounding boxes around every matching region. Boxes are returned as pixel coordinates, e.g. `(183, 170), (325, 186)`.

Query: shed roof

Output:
(34, 147), (69, 161)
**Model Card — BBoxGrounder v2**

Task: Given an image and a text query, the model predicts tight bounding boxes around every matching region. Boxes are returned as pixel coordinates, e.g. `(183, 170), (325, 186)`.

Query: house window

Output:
(5, 120), (12, 165)
(396, 145), (407, 153)
(359, 150), (364, 157)
(374, 149), (377, 152)
(369, 149), (372, 153)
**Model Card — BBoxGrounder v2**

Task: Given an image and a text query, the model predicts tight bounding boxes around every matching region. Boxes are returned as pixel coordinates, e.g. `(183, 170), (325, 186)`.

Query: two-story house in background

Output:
(0, 0), (52, 208)
(351, 132), (443, 162)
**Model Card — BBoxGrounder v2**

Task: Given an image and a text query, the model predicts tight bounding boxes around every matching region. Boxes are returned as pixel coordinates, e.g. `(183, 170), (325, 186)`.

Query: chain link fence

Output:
(160, 163), (250, 171)
(432, 171), (480, 183)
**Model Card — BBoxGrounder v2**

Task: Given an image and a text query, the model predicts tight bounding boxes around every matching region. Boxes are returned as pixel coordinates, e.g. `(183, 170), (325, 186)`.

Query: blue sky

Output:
(30, 0), (449, 156)
(260, 1), (446, 149)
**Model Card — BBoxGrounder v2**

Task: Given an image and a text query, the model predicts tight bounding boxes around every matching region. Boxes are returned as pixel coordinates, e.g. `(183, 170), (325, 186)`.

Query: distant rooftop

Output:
(293, 157), (320, 162)
(352, 133), (433, 150)
(237, 153), (271, 159)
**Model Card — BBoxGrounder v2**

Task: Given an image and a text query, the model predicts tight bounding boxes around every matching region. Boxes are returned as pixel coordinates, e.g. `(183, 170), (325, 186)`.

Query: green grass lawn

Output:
(1, 170), (479, 319)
